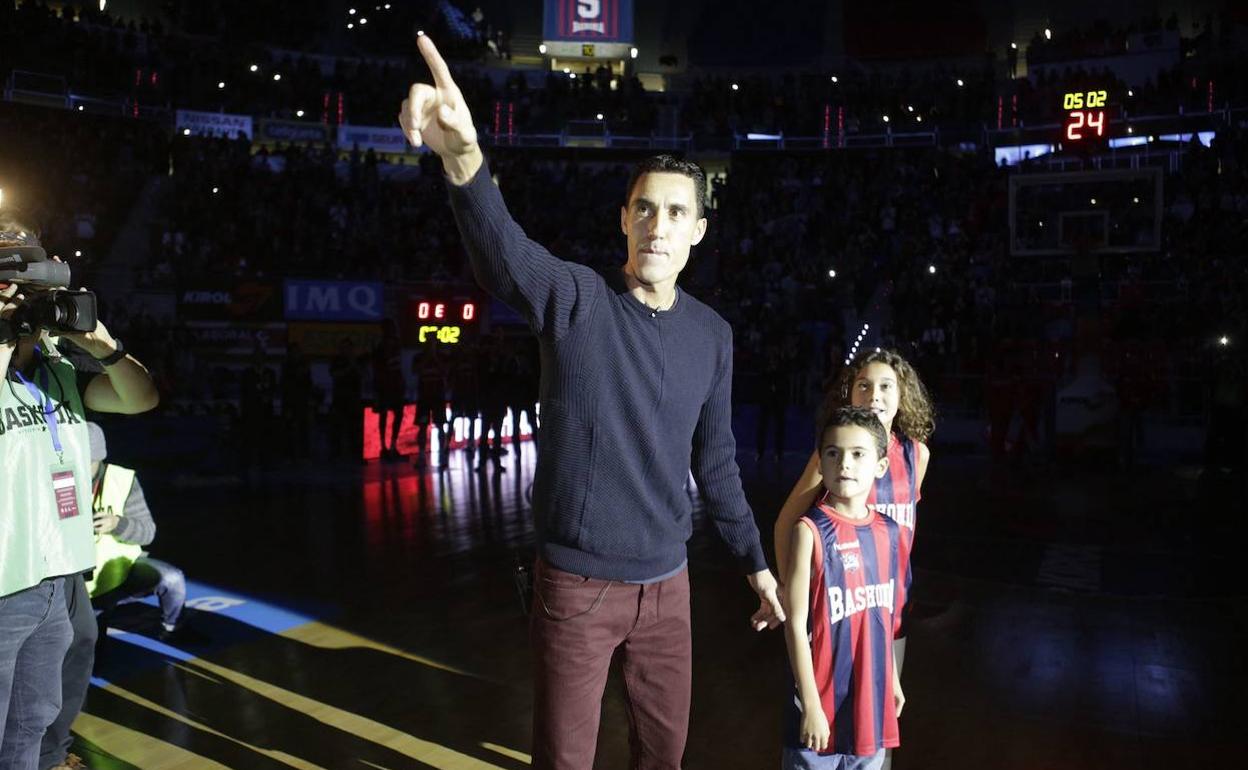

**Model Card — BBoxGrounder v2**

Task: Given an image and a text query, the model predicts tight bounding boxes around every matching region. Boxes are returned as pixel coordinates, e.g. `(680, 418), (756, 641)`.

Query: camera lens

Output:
(51, 296), (74, 327)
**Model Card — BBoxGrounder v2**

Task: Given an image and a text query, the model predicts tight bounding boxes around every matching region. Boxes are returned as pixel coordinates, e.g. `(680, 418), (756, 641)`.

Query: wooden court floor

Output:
(66, 442), (1248, 769)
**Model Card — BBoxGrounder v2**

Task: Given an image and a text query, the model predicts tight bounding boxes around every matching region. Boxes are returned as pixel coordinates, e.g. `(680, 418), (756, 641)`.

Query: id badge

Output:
(51, 466), (82, 520)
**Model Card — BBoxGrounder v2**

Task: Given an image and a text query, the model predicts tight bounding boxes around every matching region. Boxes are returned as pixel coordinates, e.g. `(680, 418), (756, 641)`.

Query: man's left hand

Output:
(60, 316), (118, 360)
(747, 569), (786, 631)
(47, 256), (119, 359)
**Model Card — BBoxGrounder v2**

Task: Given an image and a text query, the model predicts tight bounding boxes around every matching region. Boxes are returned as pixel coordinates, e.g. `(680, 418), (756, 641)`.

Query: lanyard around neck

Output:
(12, 346), (64, 457)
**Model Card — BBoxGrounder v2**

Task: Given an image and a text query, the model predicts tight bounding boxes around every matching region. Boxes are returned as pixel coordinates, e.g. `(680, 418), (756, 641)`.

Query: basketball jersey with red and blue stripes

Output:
(787, 504), (902, 757)
(866, 433), (922, 634)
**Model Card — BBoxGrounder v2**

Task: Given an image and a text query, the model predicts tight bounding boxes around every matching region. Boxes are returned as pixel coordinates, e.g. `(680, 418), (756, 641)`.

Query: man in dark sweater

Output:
(400, 35), (785, 770)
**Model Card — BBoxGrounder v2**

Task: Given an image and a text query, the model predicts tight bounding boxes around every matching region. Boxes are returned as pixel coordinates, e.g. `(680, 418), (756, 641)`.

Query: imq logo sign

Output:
(284, 280), (384, 322)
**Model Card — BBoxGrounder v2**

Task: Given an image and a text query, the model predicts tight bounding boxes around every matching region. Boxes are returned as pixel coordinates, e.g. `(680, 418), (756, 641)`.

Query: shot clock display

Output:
(1062, 89), (1112, 143)
(407, 296), (479, 345)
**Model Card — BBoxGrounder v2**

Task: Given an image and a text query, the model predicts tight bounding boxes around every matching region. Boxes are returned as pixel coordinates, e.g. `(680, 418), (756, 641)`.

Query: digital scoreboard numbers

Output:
(1062, 89), (1111, 144)
(411, 298), (478, 345)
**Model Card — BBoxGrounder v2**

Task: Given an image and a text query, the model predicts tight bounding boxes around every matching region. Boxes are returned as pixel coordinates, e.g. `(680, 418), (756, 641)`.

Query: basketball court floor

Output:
(66, 437), (1247, 769)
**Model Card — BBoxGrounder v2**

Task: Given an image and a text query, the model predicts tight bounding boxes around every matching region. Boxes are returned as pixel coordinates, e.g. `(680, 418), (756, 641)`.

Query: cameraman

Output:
(1, 226), (158, 769)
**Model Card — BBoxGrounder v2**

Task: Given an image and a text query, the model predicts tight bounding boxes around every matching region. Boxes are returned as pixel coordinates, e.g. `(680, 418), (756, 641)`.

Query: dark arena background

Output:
(1, 0), (1247, 768)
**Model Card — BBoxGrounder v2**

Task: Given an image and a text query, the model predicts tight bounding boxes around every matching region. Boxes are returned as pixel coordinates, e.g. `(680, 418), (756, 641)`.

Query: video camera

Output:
(0, 241), (98, 336)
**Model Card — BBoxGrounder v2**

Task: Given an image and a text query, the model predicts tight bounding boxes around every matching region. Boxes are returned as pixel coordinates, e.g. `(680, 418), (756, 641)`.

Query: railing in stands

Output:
(733, 129), (939, 151)
(481, 128), (694, 152)
(3, 67), (1243, 158)
(4, 70), (69, 110)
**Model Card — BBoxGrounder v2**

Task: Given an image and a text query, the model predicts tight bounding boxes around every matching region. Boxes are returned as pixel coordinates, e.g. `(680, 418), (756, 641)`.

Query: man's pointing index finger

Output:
(417, 34), (457, 97)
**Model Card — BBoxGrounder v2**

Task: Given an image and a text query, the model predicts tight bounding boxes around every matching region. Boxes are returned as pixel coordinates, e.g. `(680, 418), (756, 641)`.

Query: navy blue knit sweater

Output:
(448, 160), (767, 581)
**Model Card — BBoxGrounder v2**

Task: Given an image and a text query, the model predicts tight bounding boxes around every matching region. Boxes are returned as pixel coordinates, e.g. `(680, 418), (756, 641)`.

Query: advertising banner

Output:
(178, 282), (282, 322)
(257, 118), (333, 146)
(284, 279), (385, 322)
(183, 322), (287, 354)
(175, 109), (254, 139)
(544, 0), (633, 41)
(337, 123), (411, 154)
(286, 322), (383, 358)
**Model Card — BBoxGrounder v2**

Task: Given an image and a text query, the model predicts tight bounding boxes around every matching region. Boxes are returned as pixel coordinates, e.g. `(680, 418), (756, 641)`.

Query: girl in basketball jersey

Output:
(775, 349), (934, 677)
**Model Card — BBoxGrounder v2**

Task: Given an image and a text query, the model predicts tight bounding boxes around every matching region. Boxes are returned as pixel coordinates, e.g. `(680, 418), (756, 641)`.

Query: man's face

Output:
(620, 172), (707, 289)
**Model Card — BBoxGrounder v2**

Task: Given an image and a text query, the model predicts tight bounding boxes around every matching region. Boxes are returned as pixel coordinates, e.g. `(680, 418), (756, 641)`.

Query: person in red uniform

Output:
(783, 406), (906, 769)
(775, 349), (934, 770)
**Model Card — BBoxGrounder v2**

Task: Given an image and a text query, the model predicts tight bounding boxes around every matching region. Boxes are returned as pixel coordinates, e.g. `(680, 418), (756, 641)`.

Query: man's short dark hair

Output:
(624, 155), (707, 219)
(817, 406), (888, 459)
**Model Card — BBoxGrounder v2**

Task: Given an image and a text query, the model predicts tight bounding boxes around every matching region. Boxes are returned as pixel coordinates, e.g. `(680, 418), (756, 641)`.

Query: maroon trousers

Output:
(531, 559), (692, 770)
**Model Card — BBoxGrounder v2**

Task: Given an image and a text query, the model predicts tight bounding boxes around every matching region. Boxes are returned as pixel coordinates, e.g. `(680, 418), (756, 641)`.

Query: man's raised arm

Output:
(399, 35), (598, 339)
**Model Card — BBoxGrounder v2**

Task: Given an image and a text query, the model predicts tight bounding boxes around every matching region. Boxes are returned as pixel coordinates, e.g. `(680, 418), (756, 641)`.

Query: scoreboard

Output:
(1061, 89), (1114, 144)
(407, 296), (480, 345)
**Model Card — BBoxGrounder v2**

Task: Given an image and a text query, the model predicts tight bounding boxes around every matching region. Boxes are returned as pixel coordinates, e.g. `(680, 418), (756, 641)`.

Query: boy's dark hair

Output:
(624, 155), (707, 218)
(817, 406), (888, 459)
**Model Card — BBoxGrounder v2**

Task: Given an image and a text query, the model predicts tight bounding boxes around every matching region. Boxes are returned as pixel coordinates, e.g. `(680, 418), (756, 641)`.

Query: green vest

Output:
(0, 354), (95, 598)
(85, 464), (143, 597)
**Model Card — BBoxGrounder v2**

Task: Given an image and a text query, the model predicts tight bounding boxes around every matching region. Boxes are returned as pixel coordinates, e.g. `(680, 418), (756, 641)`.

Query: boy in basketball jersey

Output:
(782, 407), (906, 769)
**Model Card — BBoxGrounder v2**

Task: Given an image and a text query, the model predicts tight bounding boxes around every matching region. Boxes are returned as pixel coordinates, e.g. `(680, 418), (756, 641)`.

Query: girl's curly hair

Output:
(819, 349), (935, 444)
